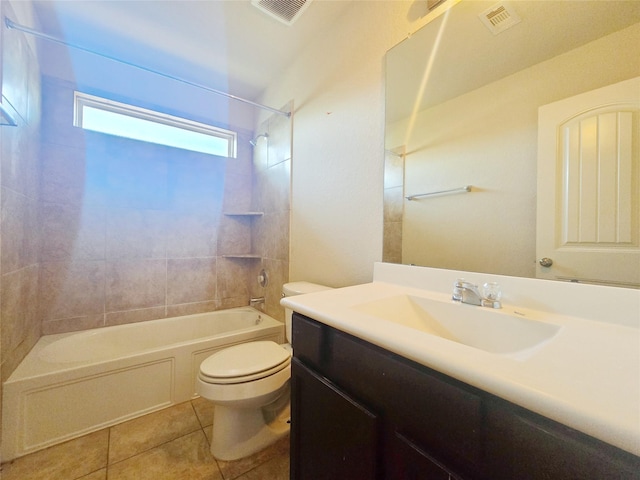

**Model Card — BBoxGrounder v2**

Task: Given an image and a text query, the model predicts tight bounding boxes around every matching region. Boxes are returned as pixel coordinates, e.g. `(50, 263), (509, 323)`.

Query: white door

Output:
(536, 77), (640, 287)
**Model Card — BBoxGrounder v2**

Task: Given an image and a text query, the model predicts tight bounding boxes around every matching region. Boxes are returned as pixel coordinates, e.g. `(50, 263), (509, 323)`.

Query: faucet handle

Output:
(481, 282), (502, 308)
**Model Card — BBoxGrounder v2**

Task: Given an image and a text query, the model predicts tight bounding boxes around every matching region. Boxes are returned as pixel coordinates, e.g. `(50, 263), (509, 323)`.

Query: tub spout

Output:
(249, 297), (265, 308)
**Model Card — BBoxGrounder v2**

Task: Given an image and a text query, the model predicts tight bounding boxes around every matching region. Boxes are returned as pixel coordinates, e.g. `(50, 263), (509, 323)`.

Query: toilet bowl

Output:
(196, 282), (331, 461)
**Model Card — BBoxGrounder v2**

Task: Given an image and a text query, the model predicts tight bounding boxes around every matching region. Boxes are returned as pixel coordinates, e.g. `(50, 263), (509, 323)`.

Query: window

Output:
(73, 92), (237, 158)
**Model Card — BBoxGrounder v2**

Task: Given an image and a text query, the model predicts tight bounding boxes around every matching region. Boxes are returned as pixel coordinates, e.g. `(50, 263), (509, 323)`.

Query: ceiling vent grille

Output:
(251, 0), (313, 26)
(478, 2), (521, 35)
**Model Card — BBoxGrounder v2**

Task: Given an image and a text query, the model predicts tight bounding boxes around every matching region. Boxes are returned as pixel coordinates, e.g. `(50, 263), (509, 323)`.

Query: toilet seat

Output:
(199, 341), (291, 385)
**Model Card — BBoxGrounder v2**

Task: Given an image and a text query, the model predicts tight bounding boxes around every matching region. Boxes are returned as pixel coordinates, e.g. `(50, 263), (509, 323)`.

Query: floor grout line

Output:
(1, 399), (288, 480)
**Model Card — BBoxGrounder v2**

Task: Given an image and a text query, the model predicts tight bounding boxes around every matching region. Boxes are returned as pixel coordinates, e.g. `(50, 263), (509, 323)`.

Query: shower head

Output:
(249, 133), (269, 147)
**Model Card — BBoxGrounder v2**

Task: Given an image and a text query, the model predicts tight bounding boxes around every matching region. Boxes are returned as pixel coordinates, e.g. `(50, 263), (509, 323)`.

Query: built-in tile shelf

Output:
(222, 212), (263, 259)
(223, 212), (264, 217)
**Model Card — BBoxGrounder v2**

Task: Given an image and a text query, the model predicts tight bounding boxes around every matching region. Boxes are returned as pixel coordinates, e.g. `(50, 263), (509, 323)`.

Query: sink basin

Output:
(351, 295), (560, 355)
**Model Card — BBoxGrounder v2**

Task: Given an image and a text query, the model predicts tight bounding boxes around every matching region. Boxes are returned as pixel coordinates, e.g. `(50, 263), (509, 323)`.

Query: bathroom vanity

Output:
(283, 263), (640, 480)
(291, 313), (638, 479)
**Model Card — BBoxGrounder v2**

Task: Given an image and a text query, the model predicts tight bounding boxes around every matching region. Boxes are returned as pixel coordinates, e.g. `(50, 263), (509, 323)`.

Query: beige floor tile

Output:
(109, 401), (202, 464)
(192, 396), (215, 428)
(78, 468), (107, 479)
(107, 430), (222, 480)
(235, 454), (289, 480)
(0, 430), (108, 480)
(216, 434), (290, 480)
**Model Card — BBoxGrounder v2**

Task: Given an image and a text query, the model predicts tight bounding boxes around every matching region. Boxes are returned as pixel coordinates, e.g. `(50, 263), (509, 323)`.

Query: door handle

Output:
(539, 257), (553, 267)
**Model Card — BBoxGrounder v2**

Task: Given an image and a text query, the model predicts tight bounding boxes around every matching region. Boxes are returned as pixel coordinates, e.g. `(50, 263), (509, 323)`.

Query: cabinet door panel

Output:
(292, 313), (324, 368)
(509, 413), (640, 480)
(290, 359), (381, 480)
(329, 327), (483, 473)
(390, 432), (456, 480)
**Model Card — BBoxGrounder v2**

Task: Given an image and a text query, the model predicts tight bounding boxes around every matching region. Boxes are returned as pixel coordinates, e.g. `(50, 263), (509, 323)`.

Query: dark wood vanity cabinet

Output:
(290, 313), (640, 480)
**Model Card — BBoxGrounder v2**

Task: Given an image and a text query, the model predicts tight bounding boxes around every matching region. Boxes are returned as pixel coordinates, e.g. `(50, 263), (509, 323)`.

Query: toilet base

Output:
(210, 396), (290, 461)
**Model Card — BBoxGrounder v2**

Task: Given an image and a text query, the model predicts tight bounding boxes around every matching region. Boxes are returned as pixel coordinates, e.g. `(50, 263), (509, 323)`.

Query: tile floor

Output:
(0, 397), (289, 480)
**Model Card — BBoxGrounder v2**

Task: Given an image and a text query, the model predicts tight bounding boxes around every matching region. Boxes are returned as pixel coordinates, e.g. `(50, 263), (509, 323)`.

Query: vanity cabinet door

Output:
(508, 413), (640, 480)
(390, 431), (466, 480)
(485, 400), (640, 480)
(290, 358), (382, 480)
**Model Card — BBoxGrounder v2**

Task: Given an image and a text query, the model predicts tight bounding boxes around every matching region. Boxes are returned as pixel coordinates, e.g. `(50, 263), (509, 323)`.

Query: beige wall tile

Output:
(166, 300), (217, 318)
(167, 258), (216, 305)
(166, 209), (218, 258)
(105, 259), (166, 312)
(1, 320), (39, 383)
(1, 265), (39, 357)
(1, 189), (38, 273)
(41, 78), (86, 148)
(105, 306), (166, 327)
(222, 172), (252, 212)
(1, 118), (39, 198)
(216, 258), (251, 301)
(253, 160), (291, 214)
(383, 221), (402, 264)
(40, 261), (106, 320)
(104, 143), (170, 210)
(106, 208), (166, 260)
(261, 258), (287, 322)
(384, 186), (403, 223)
(226, 143), (253, 176)
(0, 14), (42, 386)
(254, 211), (289, 262)
(217, 216), (252, 256)
(40, 142), (106, 206)
(40, 203), (106, 261)
(42, 313), (105, 335)
(1, 23), (30, 119)
(218, 295), (249, 310)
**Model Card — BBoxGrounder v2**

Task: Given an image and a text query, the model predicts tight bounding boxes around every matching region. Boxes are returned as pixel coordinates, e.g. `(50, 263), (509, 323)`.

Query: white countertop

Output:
(282, 263), (640, 456)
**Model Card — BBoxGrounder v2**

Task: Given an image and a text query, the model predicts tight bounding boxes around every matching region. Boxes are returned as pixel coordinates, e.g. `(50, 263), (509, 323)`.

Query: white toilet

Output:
(196, 282), (331, 461)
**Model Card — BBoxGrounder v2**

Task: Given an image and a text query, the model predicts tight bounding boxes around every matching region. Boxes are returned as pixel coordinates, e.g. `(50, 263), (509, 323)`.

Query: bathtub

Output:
(1, 307), (284, 461)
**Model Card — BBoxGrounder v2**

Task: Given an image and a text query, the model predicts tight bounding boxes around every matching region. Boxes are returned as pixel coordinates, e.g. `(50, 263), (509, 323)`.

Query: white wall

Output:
(258, 1), (438, 287)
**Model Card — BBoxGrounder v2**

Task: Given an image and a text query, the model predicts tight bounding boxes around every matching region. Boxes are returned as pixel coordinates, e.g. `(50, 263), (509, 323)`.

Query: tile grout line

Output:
(105, 425), (111, 479)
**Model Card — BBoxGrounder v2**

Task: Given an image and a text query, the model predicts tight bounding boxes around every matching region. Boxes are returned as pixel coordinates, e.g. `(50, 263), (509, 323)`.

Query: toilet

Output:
(196, 282), (331, 461)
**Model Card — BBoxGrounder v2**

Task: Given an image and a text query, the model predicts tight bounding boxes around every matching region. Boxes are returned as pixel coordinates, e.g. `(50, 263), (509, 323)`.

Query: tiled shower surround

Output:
(1, 0), (42, 404)
(38, 77), (290, 334)
(0, 7), (292, 452)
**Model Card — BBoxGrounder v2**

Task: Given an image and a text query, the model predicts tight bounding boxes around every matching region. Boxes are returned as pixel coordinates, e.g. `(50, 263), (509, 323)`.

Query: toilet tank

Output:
(282, 282), (332, 343)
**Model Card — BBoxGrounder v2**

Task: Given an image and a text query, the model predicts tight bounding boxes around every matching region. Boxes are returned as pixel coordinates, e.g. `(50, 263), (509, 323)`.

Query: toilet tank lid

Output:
(282, 281), (332, 296)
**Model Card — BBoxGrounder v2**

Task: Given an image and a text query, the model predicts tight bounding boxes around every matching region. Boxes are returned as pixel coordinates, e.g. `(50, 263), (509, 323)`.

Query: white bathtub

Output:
(1, 307), (284, 461)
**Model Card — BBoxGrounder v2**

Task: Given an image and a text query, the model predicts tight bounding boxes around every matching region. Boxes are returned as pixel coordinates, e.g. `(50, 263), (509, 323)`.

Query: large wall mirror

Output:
(384, 0), (640, 287)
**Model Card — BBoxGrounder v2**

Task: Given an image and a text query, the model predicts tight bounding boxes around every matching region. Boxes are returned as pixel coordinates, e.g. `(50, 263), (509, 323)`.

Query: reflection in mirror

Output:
(384, 0), (640, 287)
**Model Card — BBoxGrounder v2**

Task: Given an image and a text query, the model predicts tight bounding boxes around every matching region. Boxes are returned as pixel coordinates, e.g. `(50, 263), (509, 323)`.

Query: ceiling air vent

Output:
(478, 2), (521, 35)
(251, 0), (313, 26)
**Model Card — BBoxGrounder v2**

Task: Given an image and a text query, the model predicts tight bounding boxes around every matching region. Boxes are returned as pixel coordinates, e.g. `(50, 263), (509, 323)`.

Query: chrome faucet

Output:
(249, 297), (265, 308)
(452, 280), (502, 308)
(453, 281), (482, 305)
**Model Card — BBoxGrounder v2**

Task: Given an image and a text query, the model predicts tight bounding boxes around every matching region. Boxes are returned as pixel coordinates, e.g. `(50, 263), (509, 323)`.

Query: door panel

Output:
(537, 76), (640, 287)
